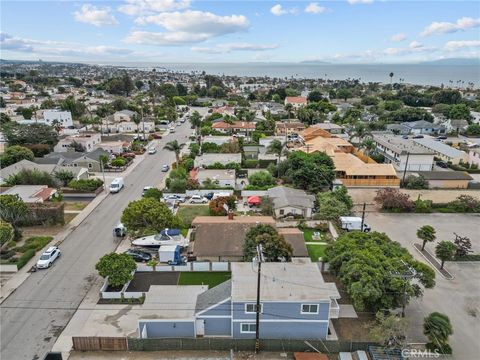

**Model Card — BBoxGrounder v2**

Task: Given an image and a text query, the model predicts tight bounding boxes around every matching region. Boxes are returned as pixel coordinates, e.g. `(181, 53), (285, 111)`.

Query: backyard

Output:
(303, 228), (328, 262)
(176, 205), (210, 227)
(178, 271), (231, 288)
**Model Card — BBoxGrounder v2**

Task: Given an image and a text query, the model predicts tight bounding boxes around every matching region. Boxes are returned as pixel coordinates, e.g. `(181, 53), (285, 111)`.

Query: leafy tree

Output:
(0, 145), (34, 168)
(248, 171), (275, 188)
(383, 100), (403, 111)
(54, 169), (74, 186)
(6, 169), (57, 187)
(370, 311), (408, 348)
(99, 154), (109, 166)
(143, 188), (163, 201)
(281, 151), (335, 193)
(389, 108), (433, 123)
(176, 83), (188, 96)
(448, 103), (470, 120)
(453, 233), (472, 258)
(316, 187), (353, 221)
(432, 90), (461, 105)
(219, 141), (241, 154)
(168, 178), (187, 193)
(0, 221), (15, 251)
(297, 108), (317, 125)
(361, 96), (379, 106)
(21, 107), (33, 120)
(0, 113), (11, 124)
(417, 225), (436, 251)
(158, 83), (179, 98)
(403, 174), (429, 189)
(111, 97), (128, 111)
(1, 123), (58, 152)
(266, 139), (284, 166)
(337, 88), (352, 102)
(209, 196), (237, 215)
(121, 197), (181, 236)
(0, 195), (29, 238)
(324, 231), (435, 312)
(121, 72), (135, 96)
(135, 80), (144, 90)
(163, 140), (185, 169)
(423, 312), (453, 354)
(189, 111), (202, 135)
(259, 196), (274, 216)
(465, 124), (480, 136)
(59, 95), (86, 119)
(374, 188), (414, 212)
(435, 241), (456, 269)
(95, 253), (136, 289)
(307, 90), (324, 102)
(243, 224), (293, 262)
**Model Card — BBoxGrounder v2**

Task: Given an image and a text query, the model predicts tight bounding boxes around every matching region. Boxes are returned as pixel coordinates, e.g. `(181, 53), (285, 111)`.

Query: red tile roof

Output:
(285, 96), (307, 104)
(212, 121), (256, 130)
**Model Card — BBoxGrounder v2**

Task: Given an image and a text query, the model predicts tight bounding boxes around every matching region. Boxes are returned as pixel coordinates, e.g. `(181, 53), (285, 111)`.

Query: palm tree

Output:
(417, 225), (436, 251)
(266, 139), (284, 165)
(285, 103), (294, 119)
(361, 138), (375, 157)
(163, 140), (185, 169)
(423, 312), (453, 351)
(389, 72), (394, 87)
(435, 241), (456, 269)
(189, 111), (202, 136)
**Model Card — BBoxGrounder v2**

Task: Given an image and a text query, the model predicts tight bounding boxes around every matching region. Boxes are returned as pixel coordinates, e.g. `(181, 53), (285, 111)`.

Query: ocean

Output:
(116, 62), (480, 87)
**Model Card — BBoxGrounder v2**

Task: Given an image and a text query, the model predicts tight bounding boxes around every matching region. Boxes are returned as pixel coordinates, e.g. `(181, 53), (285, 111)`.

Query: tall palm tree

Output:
(423, 312), (453, 350)
(389, 72), (394, 87)
(266, 139), (284, 165)
(417, 225), (436, 251)
(285, 103), (294, 119)
(361, 138), (375, 157)
(163, 140), (185, 169)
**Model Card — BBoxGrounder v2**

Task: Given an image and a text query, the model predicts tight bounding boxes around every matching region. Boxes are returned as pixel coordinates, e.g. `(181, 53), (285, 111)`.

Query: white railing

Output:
(329, 298), (340, 319)
(136, 261), (231, 272)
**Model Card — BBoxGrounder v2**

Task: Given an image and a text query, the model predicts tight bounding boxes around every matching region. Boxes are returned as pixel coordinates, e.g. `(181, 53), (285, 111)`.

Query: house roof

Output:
(285, 96), (307, 104)
(275, 122), (305, 130)
(0, 160), (57, 181)
(267, 186), (315, 209)
(195, 169), (236, 181)
(417, 171), (473, 181)
(194, 153), (242, 166)
(277, 228), (309, 257)
(195, 280), (231, 314)
(313, 123), (343, 131)
(212, 121), (256, 130)
(115, 109), (135, 116)
(413, 138), (466, 159)
(403, 120), (442, 129)
(231, 262), (340, 301)
(1, 185), (56, 203)
(372, 133), (434, 155)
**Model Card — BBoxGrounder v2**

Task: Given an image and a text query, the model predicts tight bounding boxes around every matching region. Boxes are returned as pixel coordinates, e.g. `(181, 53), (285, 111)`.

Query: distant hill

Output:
(299, 60), (332, 65)
(419, 58), (480, 66)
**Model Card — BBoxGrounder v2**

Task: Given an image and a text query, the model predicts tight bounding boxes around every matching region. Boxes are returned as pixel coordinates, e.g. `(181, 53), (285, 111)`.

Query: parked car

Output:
(189, 195), (208, 204)
(148, 147), (156, 154)
(142, 186), (154, 196)
(161, 164), (170, 172)
(124, 249), (152, 262)
(436, 135), (448, 140)
(436, 161), (448, 168)
(169, 127), (176, 133)
(204, 192), (214, 200)
(164, 194), (185, 203)
(113, 223), (126, 237)
(412, 134), (424, 139)
(36, 246), (61, 269)
(152, 133), (162, 139)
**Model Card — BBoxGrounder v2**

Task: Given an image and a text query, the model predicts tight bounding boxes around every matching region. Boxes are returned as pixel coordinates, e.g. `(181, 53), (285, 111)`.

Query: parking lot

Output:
(366, 213), (480, 360)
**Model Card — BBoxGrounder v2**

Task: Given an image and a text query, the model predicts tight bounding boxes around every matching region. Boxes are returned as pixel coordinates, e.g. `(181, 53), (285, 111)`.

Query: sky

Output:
(1, 0), (479, 64)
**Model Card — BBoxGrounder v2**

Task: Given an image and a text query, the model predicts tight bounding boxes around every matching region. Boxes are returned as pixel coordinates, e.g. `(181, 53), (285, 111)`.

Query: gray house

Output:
(267, 186), (316, 219)
(138, 262), (340, 339)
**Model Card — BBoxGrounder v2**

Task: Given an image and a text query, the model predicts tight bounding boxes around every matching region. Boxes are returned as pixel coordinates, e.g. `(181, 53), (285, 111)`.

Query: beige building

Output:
(417, 171), (473, 189)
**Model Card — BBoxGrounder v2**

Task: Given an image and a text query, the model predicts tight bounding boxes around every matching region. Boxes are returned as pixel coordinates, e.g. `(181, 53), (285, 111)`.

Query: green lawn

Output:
(306, 244), (327, 262)
(178, 272), (231, 288)
(176, 205), (210, 227)
(303, 228), (326, 242)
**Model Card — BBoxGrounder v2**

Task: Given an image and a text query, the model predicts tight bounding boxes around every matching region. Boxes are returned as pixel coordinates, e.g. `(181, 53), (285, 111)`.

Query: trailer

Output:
(158, 245), (182, 264)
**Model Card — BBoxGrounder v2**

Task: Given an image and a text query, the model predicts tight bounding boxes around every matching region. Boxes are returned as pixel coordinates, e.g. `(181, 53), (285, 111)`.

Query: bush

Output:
(209, 196), (237, 215)
(111, 158), (126, 167)
(374, 188), (414, 212)
(17, 236), (53, 253)
(68, 178), (103, 192)
(16, 249), (36, 269)
(243, 159), (259, 168)
(0, 249), (15, 260)
(403, 175), (429, 189)
(6, 169), (57, 187)
(24, 203), (64, 226)
(168, 178), (187, 193)
(248, 171), (275, 187)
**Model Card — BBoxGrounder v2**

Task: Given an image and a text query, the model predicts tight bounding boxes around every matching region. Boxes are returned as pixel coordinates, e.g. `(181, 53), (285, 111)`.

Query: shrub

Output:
(16, 249), (36, 269)
(17, 236), (53, 253)
(6, 169), (57, 187)
(111, 158), (126, 167)
(403, 175), (429, 189)
(0, 249), (15, 260)
(209, 196), (237, 215)
(248, 171), (275, 187)
(68, 178), (104, 192)
(374, 188), (414, 212)
(449, 195), (480, 212)
(243, 159), (259, 168)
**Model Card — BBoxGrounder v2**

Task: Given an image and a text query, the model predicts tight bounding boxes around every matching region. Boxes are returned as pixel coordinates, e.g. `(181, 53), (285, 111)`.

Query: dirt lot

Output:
(348, 188), (480, 205)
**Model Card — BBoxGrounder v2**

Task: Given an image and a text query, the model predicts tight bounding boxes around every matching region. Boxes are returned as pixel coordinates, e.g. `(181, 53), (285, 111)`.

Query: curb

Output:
(413, 243), (454, 280)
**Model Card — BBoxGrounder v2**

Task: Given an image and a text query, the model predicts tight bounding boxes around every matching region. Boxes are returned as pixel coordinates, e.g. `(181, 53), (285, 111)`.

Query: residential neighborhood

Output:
(1, 6), (480, 358)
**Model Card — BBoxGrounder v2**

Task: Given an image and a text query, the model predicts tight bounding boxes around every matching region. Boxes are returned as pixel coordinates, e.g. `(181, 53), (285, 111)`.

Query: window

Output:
(245, 303), (262, 313)
(279, 209), (285, 215)
(301, 304), (319, 314)
(88, 163), (92, 168)
(241, 323), (256, 333)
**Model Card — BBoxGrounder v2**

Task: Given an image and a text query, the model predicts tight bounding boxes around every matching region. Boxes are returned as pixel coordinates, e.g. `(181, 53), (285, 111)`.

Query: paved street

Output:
(0, 123), (192, 360)
(366, 213), (480, 360)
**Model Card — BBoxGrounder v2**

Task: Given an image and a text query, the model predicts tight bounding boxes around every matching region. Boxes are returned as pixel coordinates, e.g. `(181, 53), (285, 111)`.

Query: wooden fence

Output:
(72, 337), (128, 351)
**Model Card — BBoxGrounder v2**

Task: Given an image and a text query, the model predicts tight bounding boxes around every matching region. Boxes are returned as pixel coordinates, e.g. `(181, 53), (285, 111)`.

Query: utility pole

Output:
(390, 260), (417, 317)
(254, 244), (264, 354)
(360, 202), (366, 231)
(402, 152), (410, 185)
(141, 106), (146, 141)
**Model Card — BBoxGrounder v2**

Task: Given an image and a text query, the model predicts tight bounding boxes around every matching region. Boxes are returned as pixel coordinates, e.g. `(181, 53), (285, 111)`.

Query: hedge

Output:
(68, 178), (104, 192)
(243, 159), (259, 168)
(16, 249), (36, 269)
(258, 159), (277, 168)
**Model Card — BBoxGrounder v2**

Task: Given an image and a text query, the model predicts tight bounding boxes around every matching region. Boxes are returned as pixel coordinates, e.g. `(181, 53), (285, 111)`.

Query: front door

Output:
(195, 319), (205, 337)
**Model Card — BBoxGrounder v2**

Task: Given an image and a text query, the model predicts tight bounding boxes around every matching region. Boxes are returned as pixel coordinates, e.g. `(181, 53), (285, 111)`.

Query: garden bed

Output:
(0, 236), (53, 270)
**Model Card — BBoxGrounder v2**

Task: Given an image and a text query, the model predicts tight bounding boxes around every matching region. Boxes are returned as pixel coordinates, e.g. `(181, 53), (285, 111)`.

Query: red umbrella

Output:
(247, 196), (261, 205)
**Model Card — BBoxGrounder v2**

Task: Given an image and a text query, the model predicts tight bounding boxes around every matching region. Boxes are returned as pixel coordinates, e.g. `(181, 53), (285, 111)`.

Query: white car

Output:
(148, 147), (156, 154)
(36, 246), (61, 269)
(169, 127), (176, 133)
(189, 195), (208, 204)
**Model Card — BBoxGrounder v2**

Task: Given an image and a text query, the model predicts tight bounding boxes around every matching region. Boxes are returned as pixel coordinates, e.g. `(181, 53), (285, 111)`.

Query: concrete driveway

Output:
(366, 213), (480, 360)
(0, 122), (192, 360)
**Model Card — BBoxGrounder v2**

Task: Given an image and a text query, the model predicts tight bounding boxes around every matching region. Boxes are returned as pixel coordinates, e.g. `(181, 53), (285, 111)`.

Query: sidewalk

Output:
(0, 191), (109, 304)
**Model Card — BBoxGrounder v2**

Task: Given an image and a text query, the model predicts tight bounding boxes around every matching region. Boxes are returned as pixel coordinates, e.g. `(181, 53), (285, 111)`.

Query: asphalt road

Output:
(0, 122), (192, 360)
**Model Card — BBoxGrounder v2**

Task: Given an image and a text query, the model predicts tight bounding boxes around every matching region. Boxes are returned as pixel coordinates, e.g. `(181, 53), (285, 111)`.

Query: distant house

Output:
(275, 122), (305, 136)
(1, 185), (57, 203)
(115, 121), (155, 133)
(139, 261), (340, 340)
(212, 121), (256, 135)
(44, 148), (110, 172)
(191, 168), (236, 188)
(401, 120), (446, 135)
(413, 137), (468, 165)
(313, 122), (345, 136)
(97, 140), (130, 155)
(417, 171), (473, 189)
(284, 96), (307, 109)
(54, 133), (101, 153)
(194, 153), (242, 168)
(41, 110), (73, 128)
(445, 119), (469, 133)
(113, 110), (136, 122)
(267, 186), (315, 219)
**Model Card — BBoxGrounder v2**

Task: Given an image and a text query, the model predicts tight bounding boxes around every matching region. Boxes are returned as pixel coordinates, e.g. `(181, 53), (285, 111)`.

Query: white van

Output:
(109, 178), (124, 193)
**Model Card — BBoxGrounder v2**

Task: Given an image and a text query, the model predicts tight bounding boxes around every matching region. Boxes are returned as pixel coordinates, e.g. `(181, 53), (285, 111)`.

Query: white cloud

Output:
(383, 41), (434, 56)
(118, 0), (191, 16)
(305, 3), (328, 14)
(444, 40), (480, 51)
(421, 17), (480, 36)
(390, 33), (407, 42)
(74, 4), (118, 27)
(347, 0), (374, 4)
(192, 42), (279, 54)
(408, 41), (422, 49)
(270, 4), (298, 16)
(127, 10), (249, 45)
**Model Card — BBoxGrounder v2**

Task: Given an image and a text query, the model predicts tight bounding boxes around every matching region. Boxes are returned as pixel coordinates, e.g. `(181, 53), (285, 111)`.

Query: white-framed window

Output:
(301, 304), (319, 314)
(245, 303), (262, 314)
(240, 323), (256, 333)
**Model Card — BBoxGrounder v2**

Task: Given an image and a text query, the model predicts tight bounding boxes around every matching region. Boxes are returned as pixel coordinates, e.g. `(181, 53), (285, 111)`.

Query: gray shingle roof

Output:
(417, 171), (473, 181)
(195, 280), (231, 314)
(267, 186), (315, 209)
